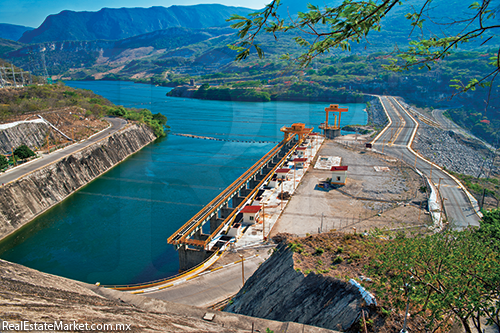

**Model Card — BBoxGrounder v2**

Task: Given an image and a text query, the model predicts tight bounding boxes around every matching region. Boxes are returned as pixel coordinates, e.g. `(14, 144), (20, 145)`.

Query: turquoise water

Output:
(0, 81), (367, 285)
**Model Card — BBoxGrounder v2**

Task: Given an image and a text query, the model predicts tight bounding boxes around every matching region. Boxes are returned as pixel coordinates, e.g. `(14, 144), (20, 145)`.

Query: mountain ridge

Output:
(19, 4), (254, 44)
(0, 23), (33, 42)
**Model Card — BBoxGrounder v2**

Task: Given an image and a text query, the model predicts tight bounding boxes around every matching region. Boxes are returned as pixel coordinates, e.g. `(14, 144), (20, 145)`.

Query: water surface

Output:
(0, 81), (367, 285)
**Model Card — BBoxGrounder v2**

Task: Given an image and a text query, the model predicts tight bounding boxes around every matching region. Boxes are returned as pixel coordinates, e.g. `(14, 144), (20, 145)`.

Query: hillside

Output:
(0, 23), (33, 41)
(18, 5), (254, 44)
(0, 38), (24, 58)
(0, 258), (337, 333)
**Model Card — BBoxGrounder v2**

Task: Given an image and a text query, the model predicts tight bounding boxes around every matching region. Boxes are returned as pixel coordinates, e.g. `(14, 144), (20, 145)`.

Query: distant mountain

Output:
(0, 23), (33, 41)
(7, 27), (237, 78)
(18, 5), (254, 44)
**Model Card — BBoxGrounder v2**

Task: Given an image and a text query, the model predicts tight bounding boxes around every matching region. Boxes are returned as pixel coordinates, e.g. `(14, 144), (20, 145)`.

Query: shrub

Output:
(314, 247), (325, 255)
(288, 241), (304, 253)
(332, 256), (344, 264)
(0, 155), (7, 169)
(13, 145), (35, 159)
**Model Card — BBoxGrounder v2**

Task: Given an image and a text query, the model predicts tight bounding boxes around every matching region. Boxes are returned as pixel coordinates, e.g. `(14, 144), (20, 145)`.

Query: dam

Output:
(0, 81), (368, 285)
(169, 123), (313, 271)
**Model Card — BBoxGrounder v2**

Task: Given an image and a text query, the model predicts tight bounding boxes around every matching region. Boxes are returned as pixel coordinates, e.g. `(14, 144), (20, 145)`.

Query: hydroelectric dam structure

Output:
(167, 123), (313, 271)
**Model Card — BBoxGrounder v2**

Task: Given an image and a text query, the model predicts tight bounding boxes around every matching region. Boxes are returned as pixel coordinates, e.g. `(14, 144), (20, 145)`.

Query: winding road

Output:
(0, 117), (127, 185)
(373, 96), (480, 229)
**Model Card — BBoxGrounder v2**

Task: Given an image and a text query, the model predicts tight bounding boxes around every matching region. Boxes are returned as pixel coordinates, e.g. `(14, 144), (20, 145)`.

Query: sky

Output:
(0, 0), (269, 28)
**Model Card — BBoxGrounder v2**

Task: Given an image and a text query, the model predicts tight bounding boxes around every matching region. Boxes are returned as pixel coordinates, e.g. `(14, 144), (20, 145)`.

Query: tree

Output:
(152, 113), (168, 126)
(476, 208), (500, 249)
(370, 229), (500, 332)
(13, 145), (35, 160)
(228, 0), (499, 94)
(0, 155), (7, 169)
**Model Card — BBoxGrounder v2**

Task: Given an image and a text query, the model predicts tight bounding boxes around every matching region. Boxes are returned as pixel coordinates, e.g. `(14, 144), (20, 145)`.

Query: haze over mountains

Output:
(0, 23), (33, 41)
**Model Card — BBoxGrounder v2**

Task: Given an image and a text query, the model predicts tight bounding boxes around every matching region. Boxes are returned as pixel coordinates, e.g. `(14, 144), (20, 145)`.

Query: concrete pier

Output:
(324, 128), (341, 139)
(178, 245), (214, 271)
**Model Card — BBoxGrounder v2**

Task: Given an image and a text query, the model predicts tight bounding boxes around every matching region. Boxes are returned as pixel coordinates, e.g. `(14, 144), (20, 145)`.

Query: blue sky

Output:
(0, 0), (269, 28)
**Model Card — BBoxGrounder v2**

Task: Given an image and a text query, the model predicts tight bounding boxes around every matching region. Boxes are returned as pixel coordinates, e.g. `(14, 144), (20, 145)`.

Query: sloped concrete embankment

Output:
(0, 124), (156, 239)
(225, 243), (366, 332)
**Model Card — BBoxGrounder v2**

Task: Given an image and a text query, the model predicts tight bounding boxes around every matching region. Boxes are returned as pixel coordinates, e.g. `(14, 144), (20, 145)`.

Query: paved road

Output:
(374, 96), (480, 229)
(145, 253), (267, 308)
(0, 117), (127, 185)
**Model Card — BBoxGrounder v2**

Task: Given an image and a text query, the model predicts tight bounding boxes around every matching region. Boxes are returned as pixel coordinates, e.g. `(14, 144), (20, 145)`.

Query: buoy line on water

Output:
(171, 133), (279, 144)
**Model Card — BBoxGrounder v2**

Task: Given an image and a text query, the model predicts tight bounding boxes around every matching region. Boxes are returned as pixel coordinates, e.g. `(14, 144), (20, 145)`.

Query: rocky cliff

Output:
(225, 243), (366, 332)
(0, 123), (156, 239)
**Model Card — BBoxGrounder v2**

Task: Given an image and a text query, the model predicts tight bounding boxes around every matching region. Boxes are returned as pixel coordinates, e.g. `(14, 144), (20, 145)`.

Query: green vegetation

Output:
(332, 256), (343, 264)
(288, 240), (304, 254)
(0, 82), (167, 137)
(107, 106), (168, 137)
(0, 155), (8, 170)
(169, 80), (364, 103)
(228, 1), (499, 94)
(447, 170), (499, 209)
(192, 83), (271, 102)
(369, 221), (500, 333)
(314, 247), (324, 255)
(13, 145), (35, 160)
(446, 107), (499, 148)
(476, 208), (500, 249)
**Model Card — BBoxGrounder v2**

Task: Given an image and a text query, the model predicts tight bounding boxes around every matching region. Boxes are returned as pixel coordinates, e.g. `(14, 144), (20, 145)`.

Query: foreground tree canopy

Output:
(228, 0), (499, 93)
(372, 229), (500, 332)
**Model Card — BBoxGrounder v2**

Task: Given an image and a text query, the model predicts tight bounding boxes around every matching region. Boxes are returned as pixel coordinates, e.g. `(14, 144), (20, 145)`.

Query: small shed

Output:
(330, 166), (348, 185)
(240, 205), (261, 224)
(296, 147), (307, 157)
(275, 168), (290, 180)
(293, 157), (308, 168)
(268, 176), (278, 188)
(227, 223), (242, 238)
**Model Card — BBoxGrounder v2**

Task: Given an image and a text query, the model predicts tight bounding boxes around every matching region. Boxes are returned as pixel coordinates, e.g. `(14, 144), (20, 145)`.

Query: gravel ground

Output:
(412, 121), (498, 177)
(271, 141), (429, 237)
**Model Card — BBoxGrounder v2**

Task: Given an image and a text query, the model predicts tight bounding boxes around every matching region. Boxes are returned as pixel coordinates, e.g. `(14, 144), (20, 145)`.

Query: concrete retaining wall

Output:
(0, 124), (156, 240)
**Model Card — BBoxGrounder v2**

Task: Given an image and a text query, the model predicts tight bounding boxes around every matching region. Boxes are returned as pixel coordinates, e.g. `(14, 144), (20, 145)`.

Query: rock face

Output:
(0, 122), (49, 155)
(0, 124), (156, 239)
(225, 244), (365, 332)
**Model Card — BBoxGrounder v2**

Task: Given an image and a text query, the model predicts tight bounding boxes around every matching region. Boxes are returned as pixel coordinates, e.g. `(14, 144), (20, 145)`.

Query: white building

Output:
(293, 157), (307, 168)
(227, 223), (242, 238)
(296, 147), (307, 158)
(275, 168), (290, 180)
(240, 205), (261, 224)
(330, 165), (348, 185)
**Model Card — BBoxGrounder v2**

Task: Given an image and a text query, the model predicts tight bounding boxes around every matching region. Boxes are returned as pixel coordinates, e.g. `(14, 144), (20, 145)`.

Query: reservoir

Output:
(0, 81), (367, 285)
